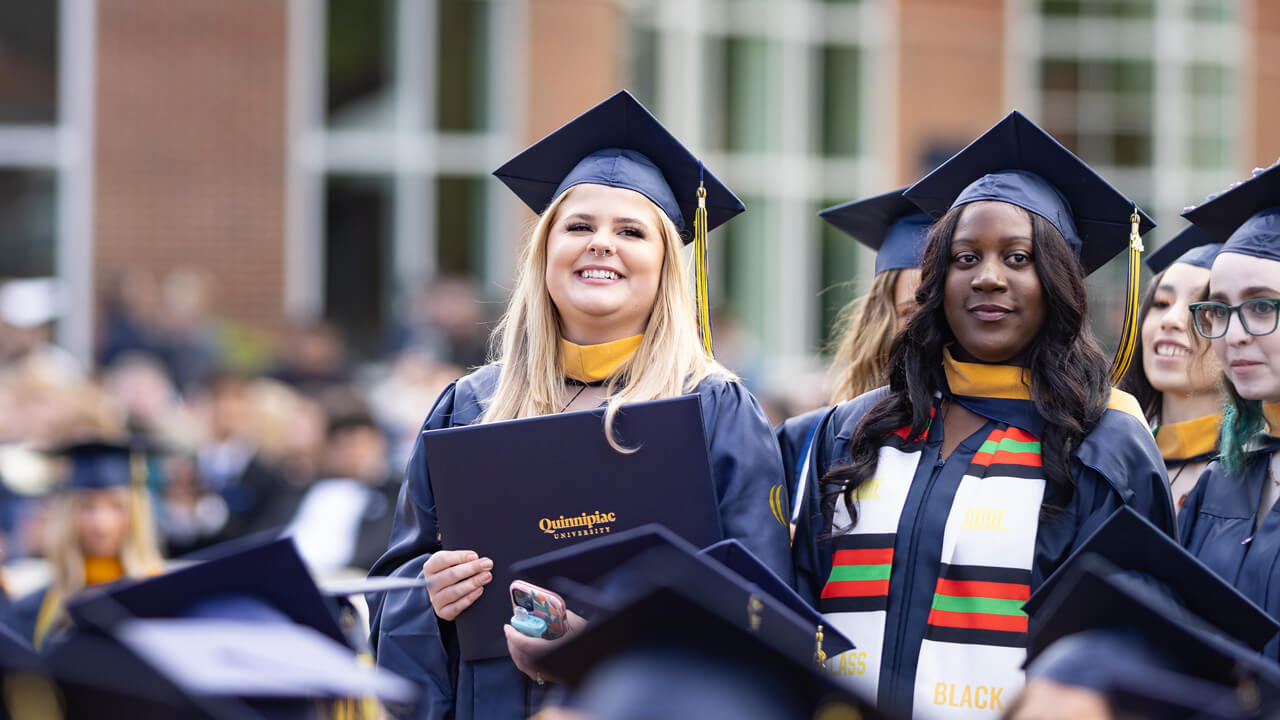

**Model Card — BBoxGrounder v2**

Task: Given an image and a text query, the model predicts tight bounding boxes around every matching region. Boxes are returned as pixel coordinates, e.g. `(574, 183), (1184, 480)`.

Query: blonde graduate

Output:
(367, 89), (791, 720)
(482, 184), (730, 445)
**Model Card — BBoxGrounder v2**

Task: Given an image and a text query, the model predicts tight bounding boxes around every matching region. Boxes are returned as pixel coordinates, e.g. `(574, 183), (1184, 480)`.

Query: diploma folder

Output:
(424, 394), (723, 660)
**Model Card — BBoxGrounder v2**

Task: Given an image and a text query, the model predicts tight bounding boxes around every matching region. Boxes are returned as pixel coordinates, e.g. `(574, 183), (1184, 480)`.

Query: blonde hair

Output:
(483, 186), (733, 449)
(828, 269), (903, 403)
(41, 485), (164, 633)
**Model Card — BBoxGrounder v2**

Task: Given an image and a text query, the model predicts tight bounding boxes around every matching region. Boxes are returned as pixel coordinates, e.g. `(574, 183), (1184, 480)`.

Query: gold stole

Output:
(559, 335), (643, 384)
(941, 348), (1146, 423)
(1155, 414), (1221, 462)
(1265, 402), (1280, 436)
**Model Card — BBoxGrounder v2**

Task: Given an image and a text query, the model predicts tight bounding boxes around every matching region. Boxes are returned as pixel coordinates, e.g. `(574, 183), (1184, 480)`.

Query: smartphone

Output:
(509, 580), (568, 640)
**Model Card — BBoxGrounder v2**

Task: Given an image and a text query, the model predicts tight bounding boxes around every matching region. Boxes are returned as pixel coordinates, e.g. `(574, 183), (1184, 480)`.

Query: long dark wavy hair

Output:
(824, 203), (1113, 529)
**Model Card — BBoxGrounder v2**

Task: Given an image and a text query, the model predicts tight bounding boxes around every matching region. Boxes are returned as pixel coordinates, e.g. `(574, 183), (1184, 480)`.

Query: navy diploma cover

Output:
(424, 394), (723, 660)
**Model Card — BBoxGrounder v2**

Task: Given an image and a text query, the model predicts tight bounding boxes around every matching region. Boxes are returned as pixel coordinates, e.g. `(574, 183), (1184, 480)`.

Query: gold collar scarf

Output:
(1266, 402), (1280, 435)
(84, 556), (126, 586)
(942, 348), (1032, 400)
(559, 335), (643, 384)
(1155, 413), (1222, 462)
(941, 348), (1147, 423)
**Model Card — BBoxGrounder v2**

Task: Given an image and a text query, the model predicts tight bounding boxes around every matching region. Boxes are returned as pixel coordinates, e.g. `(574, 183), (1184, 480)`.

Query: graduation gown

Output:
(2, 587), (45, 647)
(1179, 435), (1280, 661)
(775, 406), (828, 520)
(792, 383), (1176, 719)
(367, 363), (792, 720)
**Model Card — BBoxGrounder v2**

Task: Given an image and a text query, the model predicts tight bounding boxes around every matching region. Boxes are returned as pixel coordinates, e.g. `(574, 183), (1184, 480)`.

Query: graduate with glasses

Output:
(1178, 161), (1280, 663)
(366, 91), (790, 720)
(790, 112), (1175, 719)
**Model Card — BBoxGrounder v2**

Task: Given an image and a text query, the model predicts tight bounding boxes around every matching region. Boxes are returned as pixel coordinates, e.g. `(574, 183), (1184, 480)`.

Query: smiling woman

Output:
(791, 111), (1173, 720)
(942, 201), (1046, 366)
(366, 91), (791, 720)
(1121, 224), (1226, 507)
(543, 184), (666, 346)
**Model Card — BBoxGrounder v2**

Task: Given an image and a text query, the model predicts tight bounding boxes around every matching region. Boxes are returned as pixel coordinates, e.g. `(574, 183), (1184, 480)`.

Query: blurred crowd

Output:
(0, 268), (491, 597)
(0, 264), (820, 599)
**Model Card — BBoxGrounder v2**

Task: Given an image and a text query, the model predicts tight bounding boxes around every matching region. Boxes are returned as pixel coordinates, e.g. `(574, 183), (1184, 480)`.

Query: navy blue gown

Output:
(1179, 435), (1280, 661)
(367, 364), (792, 720)
(792, 386), (1176, 718)
(774, 406), (828, 523)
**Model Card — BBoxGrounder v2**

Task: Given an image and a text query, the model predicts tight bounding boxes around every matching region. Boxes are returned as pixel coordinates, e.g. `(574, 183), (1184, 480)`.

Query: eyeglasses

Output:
(1188, 299), (1280, 339)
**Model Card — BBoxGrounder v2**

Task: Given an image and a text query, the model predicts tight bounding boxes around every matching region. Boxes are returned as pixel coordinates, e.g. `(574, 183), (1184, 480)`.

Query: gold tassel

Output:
(694, 182), (713, 357)
(128, 448), (152, 560)
(1108, 208), (1144, 385)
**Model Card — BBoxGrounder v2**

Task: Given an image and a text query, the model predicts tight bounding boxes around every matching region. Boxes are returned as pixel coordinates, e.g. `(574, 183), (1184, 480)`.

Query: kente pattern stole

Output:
(820, 419), (1045, 719)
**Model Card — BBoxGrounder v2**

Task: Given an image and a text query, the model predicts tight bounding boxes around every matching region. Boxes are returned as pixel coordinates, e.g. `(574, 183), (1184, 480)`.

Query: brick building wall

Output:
(894, 0), (1007, 185)
(524, 0), (626, 143)
(94, 0), (288, 333)
(1251, 0), (1280, 165)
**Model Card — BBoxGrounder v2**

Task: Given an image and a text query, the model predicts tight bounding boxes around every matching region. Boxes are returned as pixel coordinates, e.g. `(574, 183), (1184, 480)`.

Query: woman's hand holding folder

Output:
(424, 550), (494, 621)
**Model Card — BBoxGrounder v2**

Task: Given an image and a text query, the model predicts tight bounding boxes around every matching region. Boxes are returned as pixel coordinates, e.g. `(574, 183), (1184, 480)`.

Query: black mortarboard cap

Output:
(819, 187), (934, 275)
(1105, 664), (1260, 720)
(40, 618), (415, 719)
(510, 524), (854, 661)
(1183, 162), (1280, 264)
(1026, 554), (1280, 688)
(45, 440), (143, 491)
(535, 584), (888, 720)
(68, 537), (348, 647)
(1024, 507), (1278, 653)
(51, 538), (418, 716)
(904, 110), (1156, 274)
(492, 90), (744, 237)
(1146, 224), (1223, 274)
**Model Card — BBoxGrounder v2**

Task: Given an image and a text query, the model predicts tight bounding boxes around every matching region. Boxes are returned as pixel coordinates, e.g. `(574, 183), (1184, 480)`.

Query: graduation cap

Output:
(903, 110), (1156, 383)
(819, 187), (934, 275)
(534, 584), (889, 720)
(45, 439), (151, 491)
(68, 537), (348, 647)
(493, 90), (742, 235)
(1146, 224), (1223, 274)
(1104, 664), (1262, 720)
(510, 524), (854, 664)
(1183, 162), (1280, 264)
(51, 538), (417, 717)
(1023, 507), (1278, 653)
(493, 89), (741, 356)
(1026, 553), (1280, 689)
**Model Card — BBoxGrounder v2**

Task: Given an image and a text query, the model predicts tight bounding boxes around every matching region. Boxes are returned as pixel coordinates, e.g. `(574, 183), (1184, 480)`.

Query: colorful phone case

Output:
(509, 581), (567, 639)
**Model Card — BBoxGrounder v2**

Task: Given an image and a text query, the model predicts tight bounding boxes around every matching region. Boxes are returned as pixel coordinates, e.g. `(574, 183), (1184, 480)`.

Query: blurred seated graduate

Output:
(21, 538), (415, 719)
(790, 111), (1175, 719)
(776, 189), (932, 536)
(1013, 507), (1280, 720)
(4, 439), (164, 649)
(1177, 161), (1280, 662)
(367, 90), (791, 720)
(1120, 224), (1225, 508)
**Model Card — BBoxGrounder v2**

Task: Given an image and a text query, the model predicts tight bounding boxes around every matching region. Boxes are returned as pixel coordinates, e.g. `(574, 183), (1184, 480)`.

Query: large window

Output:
(290, 0), (519, 358)
(1020, 0), (1243, 348)
(0, 0), (95, 361)
(626, 0), (884, 381)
